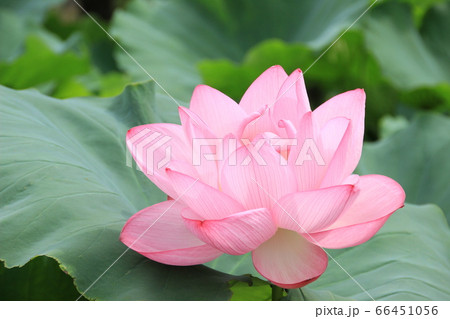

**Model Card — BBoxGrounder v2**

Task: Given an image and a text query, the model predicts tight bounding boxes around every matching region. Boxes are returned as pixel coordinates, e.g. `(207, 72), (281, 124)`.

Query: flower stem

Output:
(271, 285), (284, 301)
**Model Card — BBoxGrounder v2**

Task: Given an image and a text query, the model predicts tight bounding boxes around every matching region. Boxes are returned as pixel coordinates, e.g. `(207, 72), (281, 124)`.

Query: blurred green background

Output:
(0, 0), (449, 301)
(1, 0), (448, 138)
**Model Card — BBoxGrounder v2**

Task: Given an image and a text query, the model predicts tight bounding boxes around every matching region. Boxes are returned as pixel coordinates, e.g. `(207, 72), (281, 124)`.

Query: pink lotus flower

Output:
(121, 66), (405, 289)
